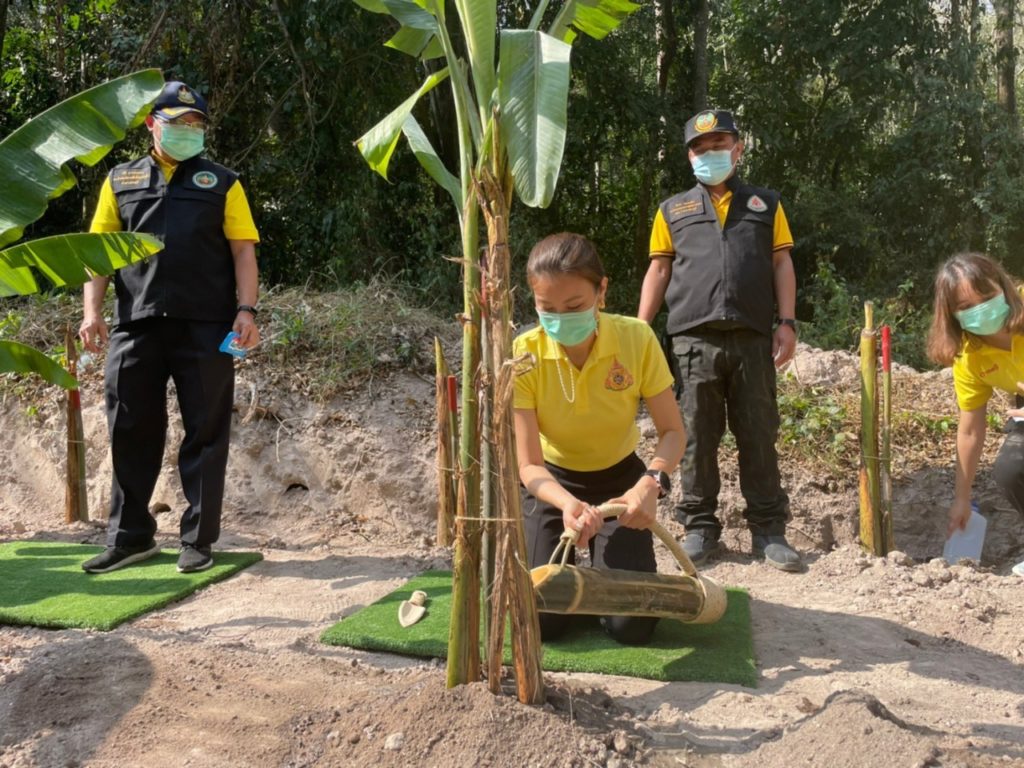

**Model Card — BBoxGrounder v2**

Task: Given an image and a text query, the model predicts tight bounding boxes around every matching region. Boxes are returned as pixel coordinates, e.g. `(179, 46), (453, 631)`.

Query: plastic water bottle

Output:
(943, 501), (986, 562)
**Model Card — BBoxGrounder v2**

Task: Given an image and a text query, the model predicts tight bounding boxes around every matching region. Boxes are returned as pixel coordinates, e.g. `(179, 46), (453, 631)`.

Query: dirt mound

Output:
(2, 336), (1023, 767)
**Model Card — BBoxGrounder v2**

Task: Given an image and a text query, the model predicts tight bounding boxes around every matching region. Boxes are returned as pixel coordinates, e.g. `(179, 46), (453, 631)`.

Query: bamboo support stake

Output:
(880, 325), (895, 553)
(859, 302), (883, 555)
(64, 325), (88, 523)
(479, 251), (496, 654)
(478, 162), (544, 705)
(434, 339), (455, 547)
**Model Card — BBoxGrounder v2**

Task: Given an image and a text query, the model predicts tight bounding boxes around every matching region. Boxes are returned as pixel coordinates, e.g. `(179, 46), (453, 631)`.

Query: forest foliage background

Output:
(3, 0), (1024, 369)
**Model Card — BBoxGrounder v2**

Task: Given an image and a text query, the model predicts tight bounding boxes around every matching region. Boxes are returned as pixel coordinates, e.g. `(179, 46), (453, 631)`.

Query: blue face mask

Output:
(690, 148), (735, 185)
(956, 293), (1010, 336)
(158, 123), (205, 161)
(537, 306), (599, 346)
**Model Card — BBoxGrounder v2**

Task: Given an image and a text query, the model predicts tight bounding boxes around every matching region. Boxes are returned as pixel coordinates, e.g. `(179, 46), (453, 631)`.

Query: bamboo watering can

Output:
(530, 503), (727, 624)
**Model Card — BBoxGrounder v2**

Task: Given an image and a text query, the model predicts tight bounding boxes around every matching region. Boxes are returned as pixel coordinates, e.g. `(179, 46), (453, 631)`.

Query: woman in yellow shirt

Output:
(513, 233), (687, 643)
(927, 252), (1024, 576)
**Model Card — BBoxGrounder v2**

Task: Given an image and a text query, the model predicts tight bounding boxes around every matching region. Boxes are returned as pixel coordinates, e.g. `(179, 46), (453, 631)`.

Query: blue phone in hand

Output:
(219, 331), (247, 358)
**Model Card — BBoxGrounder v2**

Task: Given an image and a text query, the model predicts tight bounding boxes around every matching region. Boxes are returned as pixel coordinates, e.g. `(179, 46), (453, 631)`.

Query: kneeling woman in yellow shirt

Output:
(927, 253), (1024, 569)
(513, 233), (687, 644)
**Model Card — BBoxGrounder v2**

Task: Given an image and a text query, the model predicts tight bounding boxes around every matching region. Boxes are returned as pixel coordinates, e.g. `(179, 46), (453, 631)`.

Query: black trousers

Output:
(992, 418), (1024, 518)
(671, 328), (789, 537)
(104, 318), (234, 548)
(523, 453), (659, 645)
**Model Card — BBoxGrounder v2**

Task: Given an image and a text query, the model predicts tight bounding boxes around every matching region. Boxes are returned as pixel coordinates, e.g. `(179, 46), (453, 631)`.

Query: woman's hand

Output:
(947, 497), (973, 537)
(562, 499), (604, 549)
(609, 476), (660, 530)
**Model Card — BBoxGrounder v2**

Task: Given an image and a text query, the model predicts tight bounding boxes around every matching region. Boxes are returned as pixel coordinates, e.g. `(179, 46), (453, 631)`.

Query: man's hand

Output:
(79, 315), (108, 353)
(773, 324), (797, 368)
(233, 310), (260, 349)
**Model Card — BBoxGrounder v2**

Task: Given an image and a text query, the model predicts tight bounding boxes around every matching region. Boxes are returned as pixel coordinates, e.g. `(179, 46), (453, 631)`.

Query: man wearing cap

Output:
(78, 80), (260, 574)
(637, 109), (801, 572)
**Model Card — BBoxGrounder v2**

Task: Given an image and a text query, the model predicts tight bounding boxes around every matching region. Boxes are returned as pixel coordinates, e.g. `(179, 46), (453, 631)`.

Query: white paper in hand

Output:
(943, 509), (987, 562)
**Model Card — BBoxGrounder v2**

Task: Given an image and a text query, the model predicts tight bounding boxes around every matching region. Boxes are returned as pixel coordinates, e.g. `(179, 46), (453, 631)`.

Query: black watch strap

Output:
(237, 304), (259, 316)
(778, 318), (797, 331)
(644, 468), (671, 499)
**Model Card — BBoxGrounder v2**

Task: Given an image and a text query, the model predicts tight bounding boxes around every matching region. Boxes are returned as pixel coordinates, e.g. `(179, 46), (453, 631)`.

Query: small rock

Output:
(12, 521), (26, 534)
(326, 731), (340, 746)
(384, 733), (404, 751)
(347, 733), (360, 745)
(911, 572), (934, 588)
(887, 550), (914, 567)
(612, 730), (631, 754)
(607, 755), (626, 768)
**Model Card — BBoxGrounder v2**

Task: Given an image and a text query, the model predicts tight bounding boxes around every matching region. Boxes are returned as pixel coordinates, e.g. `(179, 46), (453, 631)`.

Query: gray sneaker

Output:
(82, 542), (161, 573)
(682, 530), (720, 567)
(177, 544), (213, 573)
(752, 534), (802, 572)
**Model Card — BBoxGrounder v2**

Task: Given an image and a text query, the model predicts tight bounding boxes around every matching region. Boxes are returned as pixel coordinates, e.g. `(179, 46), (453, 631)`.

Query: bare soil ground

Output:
(1, 338), (1023, 768)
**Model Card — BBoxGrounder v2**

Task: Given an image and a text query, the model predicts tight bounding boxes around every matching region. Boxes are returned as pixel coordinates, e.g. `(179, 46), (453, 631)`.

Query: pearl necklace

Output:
(555, 356), (577, 404)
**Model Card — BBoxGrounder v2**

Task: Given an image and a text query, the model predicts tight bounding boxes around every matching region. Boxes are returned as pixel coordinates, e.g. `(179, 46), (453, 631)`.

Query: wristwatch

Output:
(778, 318), (797, 331)
(237, 304), (259, 316)
(644, 468), (672, 499)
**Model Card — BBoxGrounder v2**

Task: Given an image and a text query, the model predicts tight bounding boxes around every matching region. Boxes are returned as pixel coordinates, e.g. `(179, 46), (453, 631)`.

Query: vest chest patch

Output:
(605, 358), (634, 391)
(192, 171), (219, 189)
(747, 195), (768, 213)
(111, 168), (149, 189)
(668, 198), (704, 220)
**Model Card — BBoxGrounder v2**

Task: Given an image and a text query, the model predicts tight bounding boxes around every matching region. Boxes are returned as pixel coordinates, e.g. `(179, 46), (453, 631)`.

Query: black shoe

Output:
(177, 544), (213, 573)
(752, 534), (802, 572)
(681, 530), (720, 567)
(82, 542), (161, 573)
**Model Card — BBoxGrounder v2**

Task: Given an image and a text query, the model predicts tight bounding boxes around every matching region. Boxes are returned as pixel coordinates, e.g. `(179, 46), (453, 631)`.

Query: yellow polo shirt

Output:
(90, 154), (260, 241)
(952, 334), (1024, 411)
(513, 313), (675, 471)
(648, 195), (793, 257)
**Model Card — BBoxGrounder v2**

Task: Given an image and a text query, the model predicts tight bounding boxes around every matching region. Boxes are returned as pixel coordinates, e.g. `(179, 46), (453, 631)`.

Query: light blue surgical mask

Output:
(537, 306), (598, 346)
(956, 293), (1010, 336)
(158, 123), (205, 161)
(690, 148), (735, 185)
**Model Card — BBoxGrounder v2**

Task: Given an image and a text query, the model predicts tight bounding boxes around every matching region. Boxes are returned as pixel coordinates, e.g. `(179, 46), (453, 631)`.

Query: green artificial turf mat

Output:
(321, 570), (756, 687)
(0, 541), (263, 631)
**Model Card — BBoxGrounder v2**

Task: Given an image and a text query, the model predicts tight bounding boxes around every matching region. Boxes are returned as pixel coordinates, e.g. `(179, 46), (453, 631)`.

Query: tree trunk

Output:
(692, 0), (709, 113)
(994, 0), (1016, 118)
(447, 195), (483, 688)
(0, 0), (9, 69)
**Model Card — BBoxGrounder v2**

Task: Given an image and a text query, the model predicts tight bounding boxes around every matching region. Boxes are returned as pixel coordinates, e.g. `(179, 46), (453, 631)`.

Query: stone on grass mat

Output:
(0, 541), (262, 631)
(321, 570), (757, 686)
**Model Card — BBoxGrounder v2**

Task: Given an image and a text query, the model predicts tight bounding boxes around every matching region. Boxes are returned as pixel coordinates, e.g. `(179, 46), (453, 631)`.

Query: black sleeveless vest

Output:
(660, 176), (780, 336)
(108, 154), (238, 325)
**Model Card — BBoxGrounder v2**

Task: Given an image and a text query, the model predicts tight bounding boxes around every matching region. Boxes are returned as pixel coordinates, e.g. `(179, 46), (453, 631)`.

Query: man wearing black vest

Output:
(638, 109), (801, 572)
(78, 81), (260, 574)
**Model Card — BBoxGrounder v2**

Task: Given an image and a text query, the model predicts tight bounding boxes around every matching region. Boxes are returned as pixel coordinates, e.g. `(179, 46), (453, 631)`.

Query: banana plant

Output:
(0, 70), (166, 389)
(354, 0), (640, 700)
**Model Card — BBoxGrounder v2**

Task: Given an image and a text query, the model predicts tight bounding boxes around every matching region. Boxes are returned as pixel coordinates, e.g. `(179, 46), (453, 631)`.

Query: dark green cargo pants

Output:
(670, 327), (789, 537)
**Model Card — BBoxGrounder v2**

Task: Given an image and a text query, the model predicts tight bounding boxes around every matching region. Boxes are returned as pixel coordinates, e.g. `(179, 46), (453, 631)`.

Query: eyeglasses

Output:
(156, 115), (208, 132)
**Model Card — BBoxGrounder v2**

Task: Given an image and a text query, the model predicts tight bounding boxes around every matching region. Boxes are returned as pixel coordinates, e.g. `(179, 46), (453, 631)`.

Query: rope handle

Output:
(547, 502), (697, 576)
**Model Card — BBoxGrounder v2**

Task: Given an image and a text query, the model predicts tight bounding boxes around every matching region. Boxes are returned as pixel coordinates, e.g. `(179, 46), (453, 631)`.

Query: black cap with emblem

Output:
(684, 109), (739, 147)
(153, 81), (208, 119)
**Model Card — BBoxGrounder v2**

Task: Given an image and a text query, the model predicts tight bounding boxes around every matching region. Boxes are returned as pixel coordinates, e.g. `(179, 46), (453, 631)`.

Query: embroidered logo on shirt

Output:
(605, 358), (634, 391)
(981, 364), (999, 376)
(111, 168), (149, 189)
(670, 199), (702, 217)
(747, 195), (768, 213)
(192, 171), (218, 189)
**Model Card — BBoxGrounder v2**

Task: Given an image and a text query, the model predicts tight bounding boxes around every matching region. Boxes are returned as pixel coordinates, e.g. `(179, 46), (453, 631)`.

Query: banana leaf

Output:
(0, 340), (77, 390)
(0, 69), (164, 249)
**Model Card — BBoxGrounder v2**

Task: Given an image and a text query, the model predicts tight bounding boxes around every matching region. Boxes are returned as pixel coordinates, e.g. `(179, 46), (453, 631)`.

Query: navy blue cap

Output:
(153, 81), (208, 119)
(684, 109), (739, 146)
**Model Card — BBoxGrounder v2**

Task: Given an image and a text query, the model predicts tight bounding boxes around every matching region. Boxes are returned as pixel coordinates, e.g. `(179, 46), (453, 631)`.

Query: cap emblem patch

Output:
(747, 195), (767, 213)
(192, 171), (218, 188)
(694, 111), (718, 133)
(178, 86), (196, 104)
